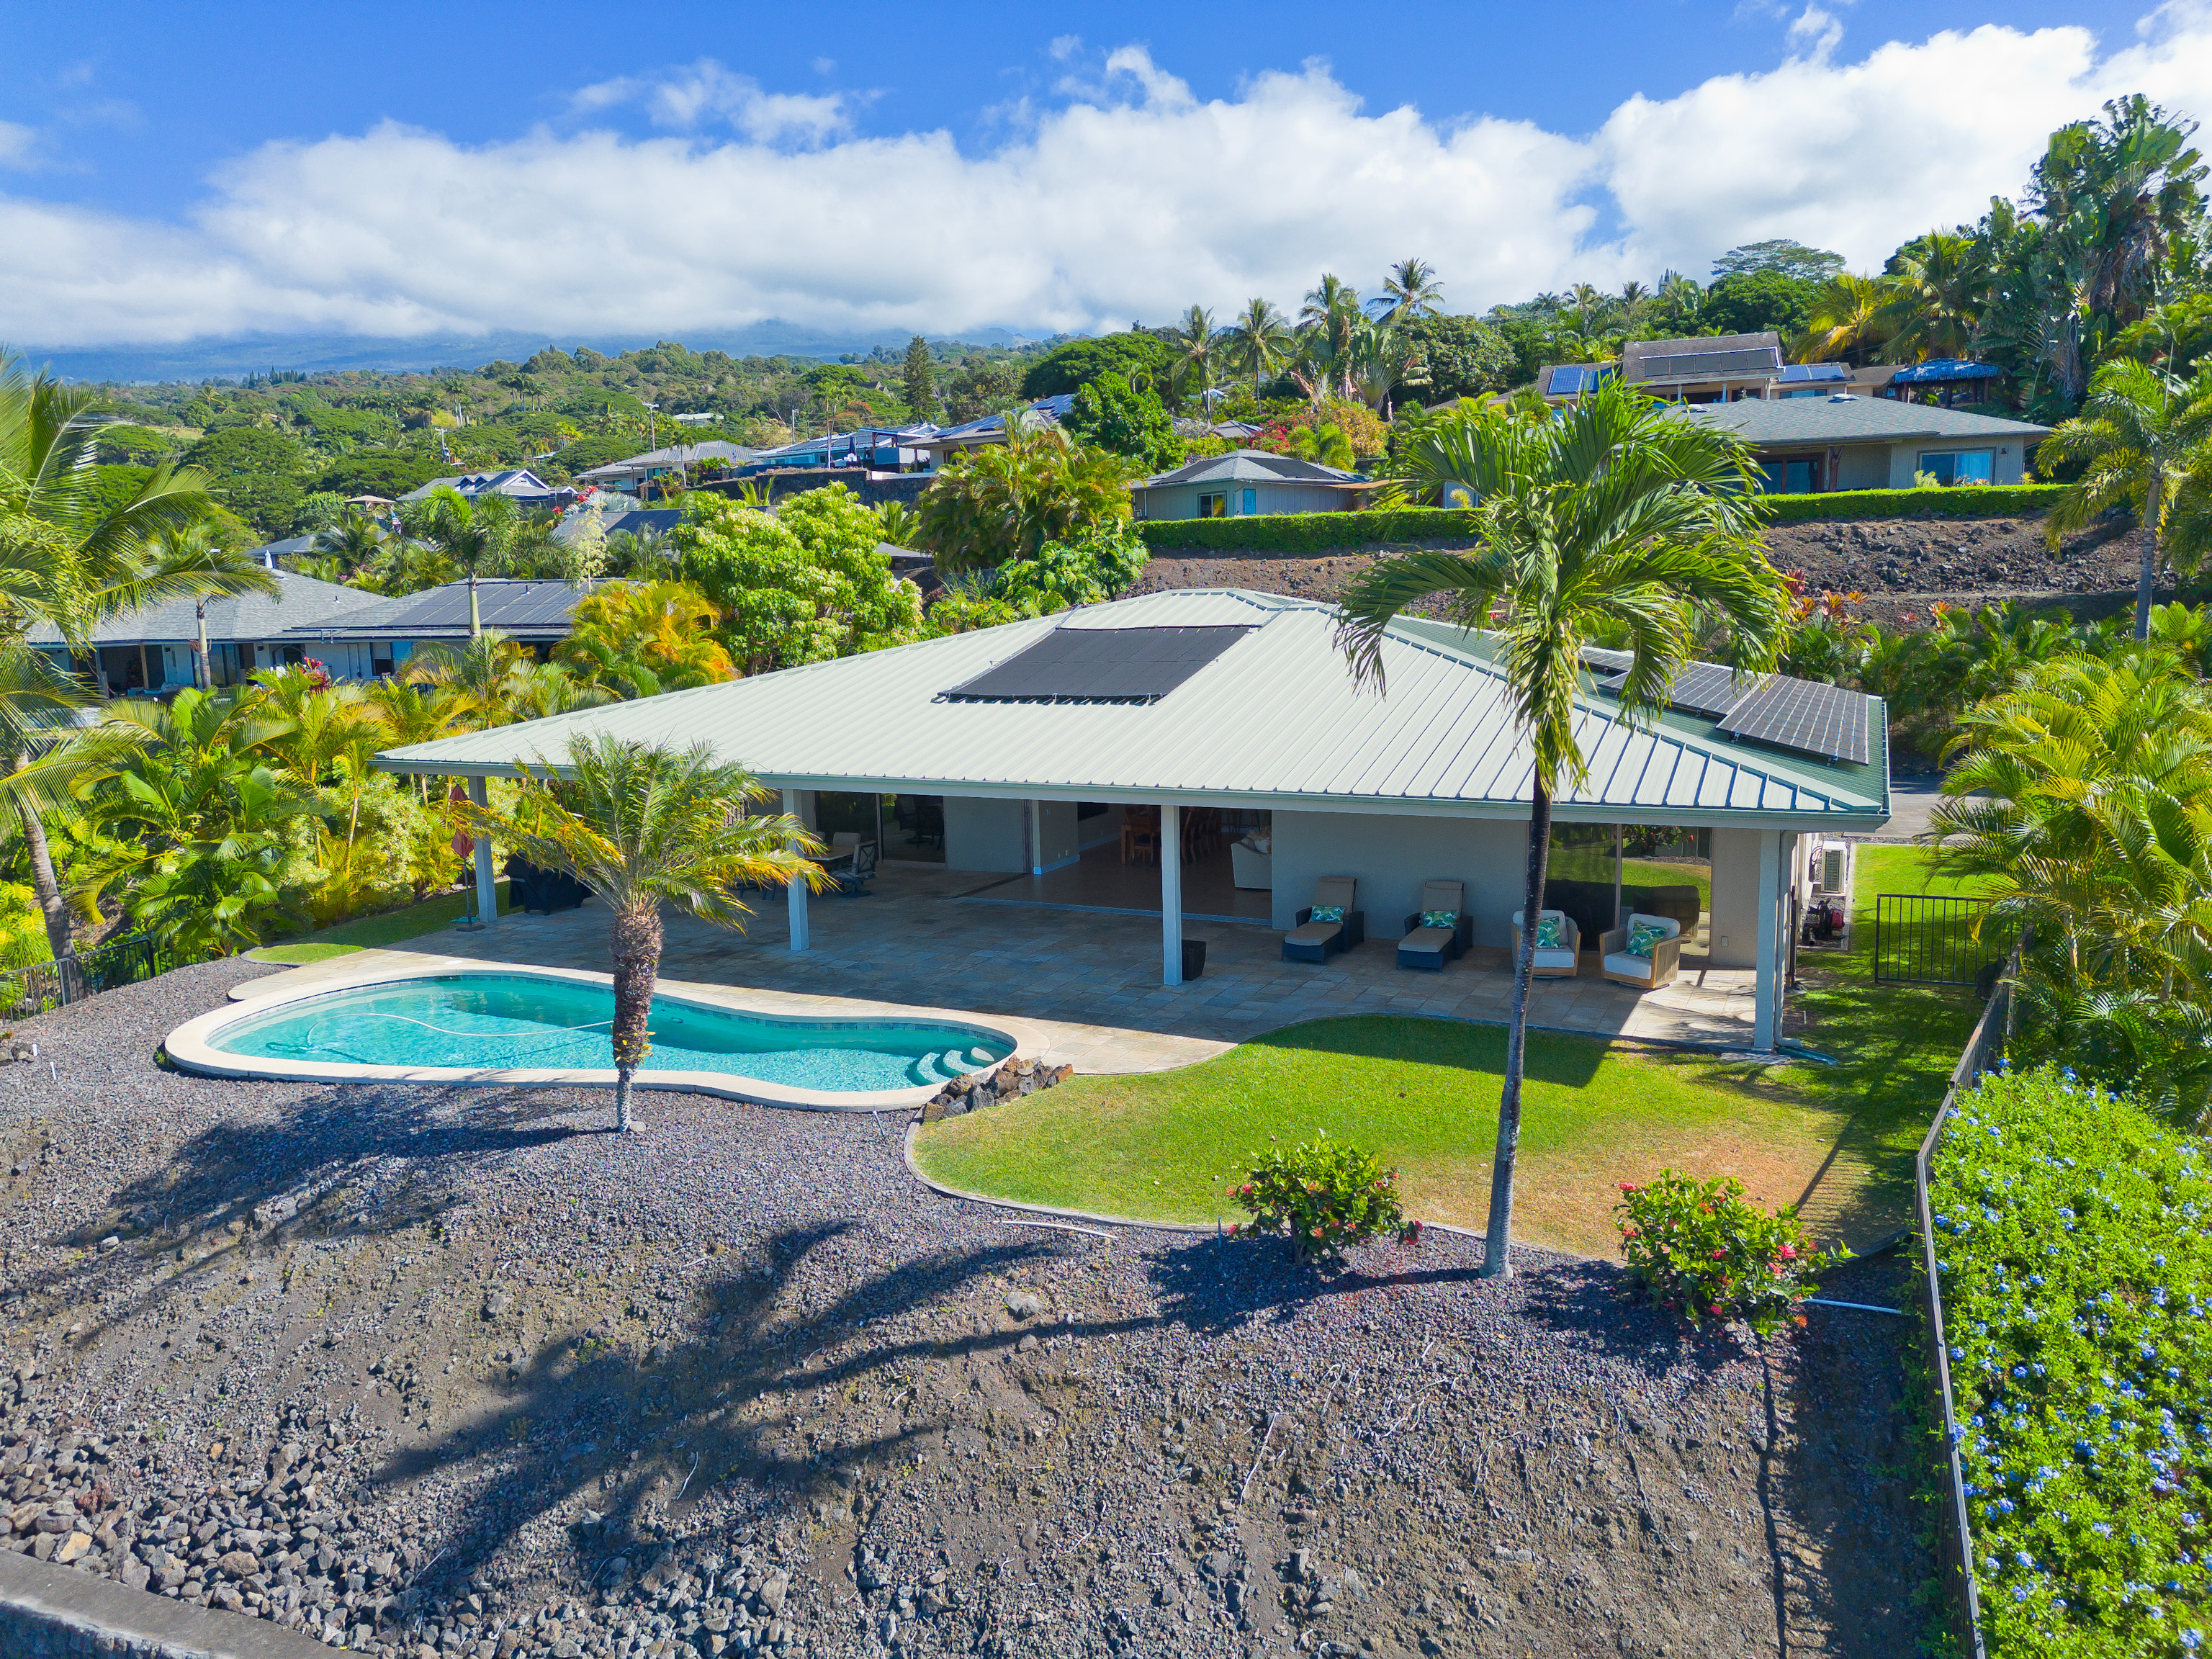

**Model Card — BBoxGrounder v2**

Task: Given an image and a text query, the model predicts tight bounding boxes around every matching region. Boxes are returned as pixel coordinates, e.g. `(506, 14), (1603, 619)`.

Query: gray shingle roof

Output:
(1139, 449), (1367, 487)
(1676, 397), (2050, 444)
(23, 570), (386, 647)
(576, 442), (760, 481)
(282, 579), (601, 643)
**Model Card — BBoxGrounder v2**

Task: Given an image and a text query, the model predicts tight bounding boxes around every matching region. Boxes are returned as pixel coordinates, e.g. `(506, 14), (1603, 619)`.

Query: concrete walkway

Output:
(256, 865), (1768, 1069)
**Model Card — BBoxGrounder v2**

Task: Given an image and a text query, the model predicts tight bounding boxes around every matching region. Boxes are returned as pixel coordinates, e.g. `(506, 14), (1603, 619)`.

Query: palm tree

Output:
(1336, 386), (1787, 1278)
(2040, 359), (2212, 638)
(1222, 299), (1293, 400)
(1166, 306), (1217, 403)
(137, 523), (282, 693)
(421, 486), (511, 637)
(1299, 276), (1364, 400)
(1793, 274), (1899, 365)
(401, 630), (537, 724)
(464, 734), (827, 1130)
(1371, 258), (1444, 324)
(1884, 232), (1984, 361)
(311, 511), (390, 580)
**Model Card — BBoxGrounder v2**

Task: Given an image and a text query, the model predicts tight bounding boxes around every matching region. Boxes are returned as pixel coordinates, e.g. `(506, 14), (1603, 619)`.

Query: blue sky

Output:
(2, 1), (2195, 349)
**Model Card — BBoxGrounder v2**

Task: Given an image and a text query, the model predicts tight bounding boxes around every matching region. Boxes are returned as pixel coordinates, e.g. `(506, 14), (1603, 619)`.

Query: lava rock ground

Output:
(0, 959), (1929, 1658)
(1134, 513), (2146, 619)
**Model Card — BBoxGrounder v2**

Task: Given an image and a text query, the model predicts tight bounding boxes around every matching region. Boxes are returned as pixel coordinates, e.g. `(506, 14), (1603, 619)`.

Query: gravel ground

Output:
(1133, 512), (2145, 616)
(0, 959), (1929, 1659)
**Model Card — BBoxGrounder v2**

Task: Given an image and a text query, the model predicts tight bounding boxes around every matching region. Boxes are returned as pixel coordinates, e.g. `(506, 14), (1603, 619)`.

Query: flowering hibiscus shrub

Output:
(1614, 1170), (1845, 1336)
(1932, 1063), (2212, 1655)
(1227, 1133), (1416, 1264)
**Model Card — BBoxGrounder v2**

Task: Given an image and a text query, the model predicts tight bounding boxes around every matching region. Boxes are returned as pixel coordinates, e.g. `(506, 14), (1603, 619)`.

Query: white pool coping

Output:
(163, 957), (1046, 1114)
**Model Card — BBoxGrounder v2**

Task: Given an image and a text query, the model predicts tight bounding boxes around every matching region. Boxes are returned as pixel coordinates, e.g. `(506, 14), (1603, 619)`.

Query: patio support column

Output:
(1753, 827), (1781, 1049)
(783, 788), (809, 952)
(1160, 801), (1183, 986)
(467, 775), (497, 930)
(1029, 800), (1045, 876)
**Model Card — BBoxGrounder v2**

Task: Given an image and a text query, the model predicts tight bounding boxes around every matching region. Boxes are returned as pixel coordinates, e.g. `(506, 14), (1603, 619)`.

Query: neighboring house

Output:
(1679, 395), (2051, 491)
(397, 469), (574, 509)
(24, 571), (387, 696)
(574, 442), (761, 491)
(909, 396), (1076, 467)
(1622, 333), (1786, 403)
(279, 578), (603, 680)
(739, 428), (938, 475)
(375, 586), (1888, 1048)
(551, 507), (685, 547)
(1130, 450), (1375, 519)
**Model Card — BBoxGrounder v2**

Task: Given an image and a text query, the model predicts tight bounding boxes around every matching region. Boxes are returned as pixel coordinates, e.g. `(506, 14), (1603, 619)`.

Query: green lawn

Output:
(916, 845), (1993, 1256)
(1619, 855), (1712, 912)
(246, 881), (512, 966)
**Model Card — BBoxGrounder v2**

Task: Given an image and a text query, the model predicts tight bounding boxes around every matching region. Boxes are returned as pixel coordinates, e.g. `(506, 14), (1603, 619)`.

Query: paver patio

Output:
(266, 863), (1778, 1071)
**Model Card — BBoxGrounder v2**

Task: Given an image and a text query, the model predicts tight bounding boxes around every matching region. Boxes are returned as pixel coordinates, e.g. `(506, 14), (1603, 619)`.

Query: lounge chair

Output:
(1601, 912), (1683, 990)
(830, 841), (878, 896)
(1398, 880), (1473, 971)
(1282, 876), (1363, 963)
(1511, 907), (1581, 978)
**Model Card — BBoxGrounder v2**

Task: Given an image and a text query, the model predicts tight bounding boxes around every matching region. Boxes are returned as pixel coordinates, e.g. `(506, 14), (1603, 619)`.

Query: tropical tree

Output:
(402, 631), (539, 724)
(2039, 359), (2212, 638)
(557, 579), (737, 694)
(311, 511), (390, 579)
(1884, 231), (1984, 361)
(1338, 386), (1787, 1277)
(462, 735), (826, 1130)
(1222, 299), (1294, 400)
(1929, 638), (2212, 1115)
(1298, 276), (1365, 401)
(135, 522), (282, 693)
(913, 424), (1138, 575)
(1165, 306), (1218, 403)
(1793, 273), (1900, 366)
(1371, 258), (1444, 324)
(421, 486), (511, 636)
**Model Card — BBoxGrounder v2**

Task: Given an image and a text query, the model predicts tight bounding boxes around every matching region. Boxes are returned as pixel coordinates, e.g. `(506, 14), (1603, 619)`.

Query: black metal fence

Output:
(0, 931), (176, 1022)
(1912, 945), (2018, 1659)
(1872, 894), (2010, 986)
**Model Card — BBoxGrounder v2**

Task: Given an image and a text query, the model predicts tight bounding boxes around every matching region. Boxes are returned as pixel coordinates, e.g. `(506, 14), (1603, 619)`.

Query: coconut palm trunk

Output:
(608, 902), (664, 1132)
(196, 598), (211, 690)
(16, 794), (73, 963)
(1490, 773), (1559, 1273)
(2136, 472), (2162, 641)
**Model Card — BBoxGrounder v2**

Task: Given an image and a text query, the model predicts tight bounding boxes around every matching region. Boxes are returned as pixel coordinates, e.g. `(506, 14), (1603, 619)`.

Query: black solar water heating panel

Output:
(940, 625), (1254, 704)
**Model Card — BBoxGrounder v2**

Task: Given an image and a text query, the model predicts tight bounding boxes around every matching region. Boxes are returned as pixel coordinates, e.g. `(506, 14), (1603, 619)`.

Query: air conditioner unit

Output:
(1817, 842), (1851, 896)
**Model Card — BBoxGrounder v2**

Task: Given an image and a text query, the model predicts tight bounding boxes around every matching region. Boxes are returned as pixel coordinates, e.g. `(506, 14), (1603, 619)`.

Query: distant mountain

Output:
(23, 322), (1053, 383)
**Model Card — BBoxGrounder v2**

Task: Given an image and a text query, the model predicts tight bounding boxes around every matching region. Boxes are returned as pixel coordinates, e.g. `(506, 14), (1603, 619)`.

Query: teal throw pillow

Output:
(1627, 920), (1669, 960)
(1310, 904), (1345, 925)
(1421, 909), (1458, 930)
(1533, 916), (1563, 949)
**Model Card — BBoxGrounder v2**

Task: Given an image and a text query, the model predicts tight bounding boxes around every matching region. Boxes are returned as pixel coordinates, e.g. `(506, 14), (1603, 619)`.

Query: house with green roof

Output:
(376, 588), (1887, 1050)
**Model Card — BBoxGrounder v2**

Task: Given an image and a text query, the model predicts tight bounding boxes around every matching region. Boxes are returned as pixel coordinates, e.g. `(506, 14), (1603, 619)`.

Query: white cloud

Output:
(570, 60), (848, 143)
(0, 122), (36, 168)
(4, 20), (2210, 348)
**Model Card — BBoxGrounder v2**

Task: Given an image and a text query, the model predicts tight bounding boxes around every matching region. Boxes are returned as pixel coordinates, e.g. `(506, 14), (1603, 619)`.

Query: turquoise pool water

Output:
(209, 974), (1015, 1092)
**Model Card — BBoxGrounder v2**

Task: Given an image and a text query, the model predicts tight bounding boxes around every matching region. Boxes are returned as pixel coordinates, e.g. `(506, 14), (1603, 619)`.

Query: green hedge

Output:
(1766, 484), (2068, 523)
(1136, 487), (2070, 554)
(1136, 508), (1482, 552)
(1930, 1064), (2210, 1655)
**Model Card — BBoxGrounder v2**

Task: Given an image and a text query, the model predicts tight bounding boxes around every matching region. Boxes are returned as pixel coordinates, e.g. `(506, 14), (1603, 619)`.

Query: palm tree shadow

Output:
(19, 1083), (590, 1346)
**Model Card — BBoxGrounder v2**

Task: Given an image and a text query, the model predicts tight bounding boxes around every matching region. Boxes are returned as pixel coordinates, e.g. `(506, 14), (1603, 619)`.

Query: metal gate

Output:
(1872, 894), (2008, 986)
(0, 931), (175, 1022)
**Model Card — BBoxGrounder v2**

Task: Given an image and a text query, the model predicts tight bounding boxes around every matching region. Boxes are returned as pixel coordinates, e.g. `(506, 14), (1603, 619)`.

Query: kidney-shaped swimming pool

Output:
(171, 970), (1020, 1107)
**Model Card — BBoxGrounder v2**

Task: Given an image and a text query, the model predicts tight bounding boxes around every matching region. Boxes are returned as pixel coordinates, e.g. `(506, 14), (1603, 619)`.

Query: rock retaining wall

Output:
(0, 1544), (331, 1658)
(917, 1058), (1073, 1123)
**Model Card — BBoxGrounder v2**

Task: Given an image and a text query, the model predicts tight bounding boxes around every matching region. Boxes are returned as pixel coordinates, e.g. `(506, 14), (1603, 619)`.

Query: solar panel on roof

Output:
(940, 626), (1253, 704)
(1599, 660), (1767, 719)
(1778, 363), (1848, 383)
(1717, 675), (1872, 764)
(1549, 366), (1583, 395)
